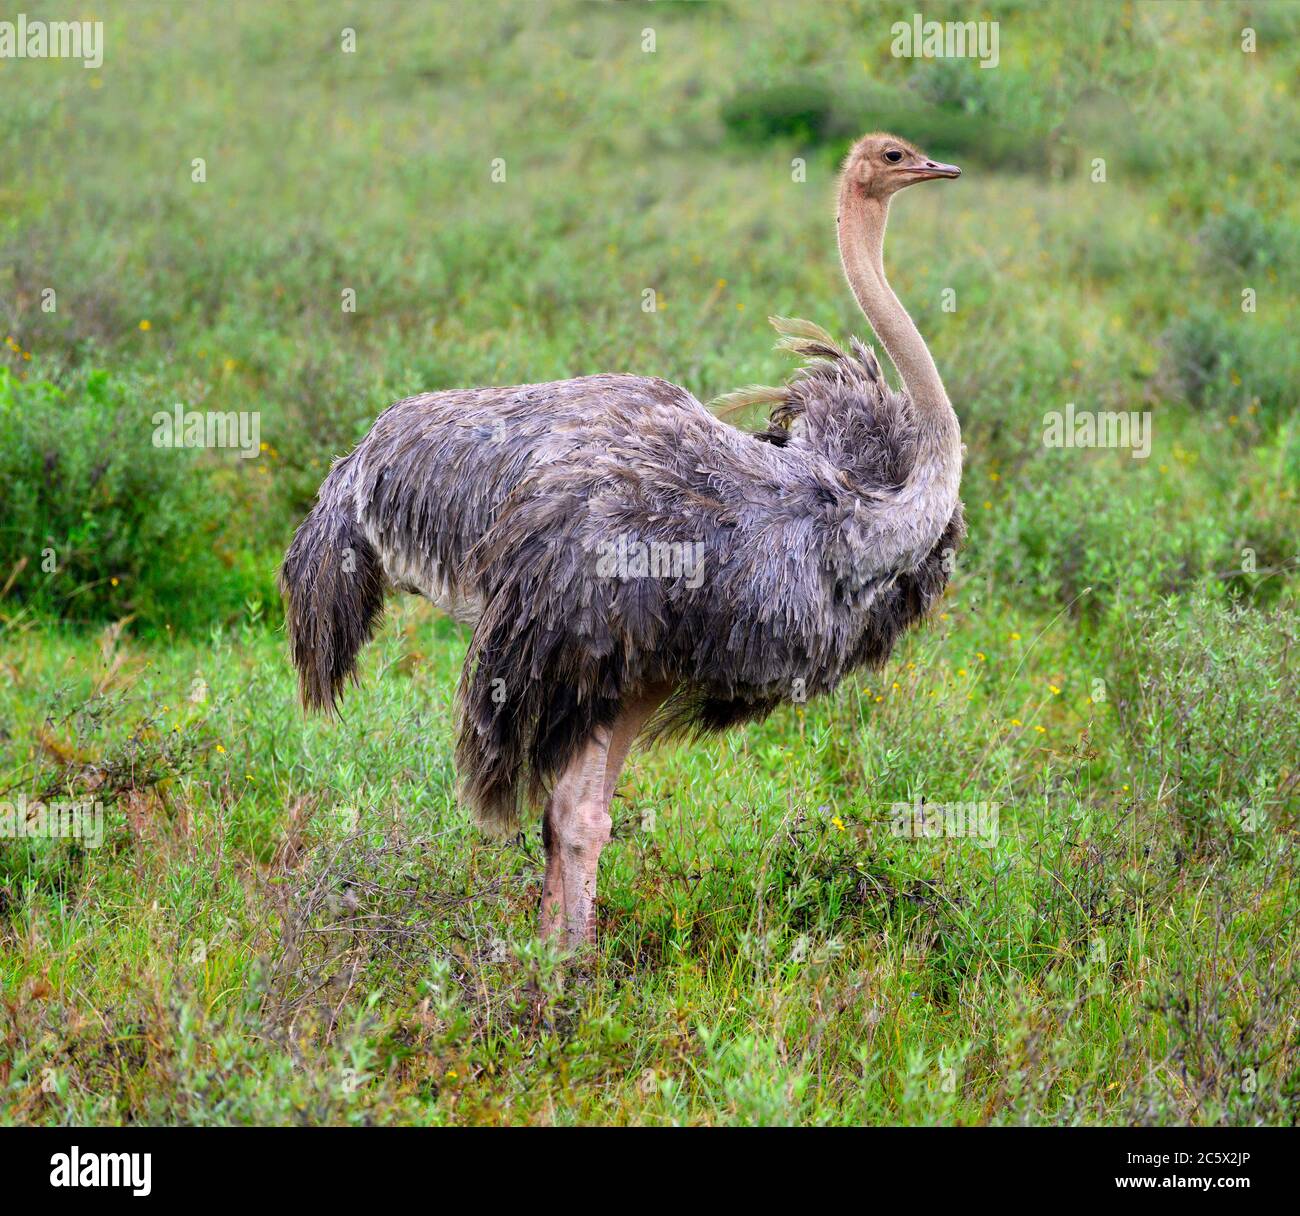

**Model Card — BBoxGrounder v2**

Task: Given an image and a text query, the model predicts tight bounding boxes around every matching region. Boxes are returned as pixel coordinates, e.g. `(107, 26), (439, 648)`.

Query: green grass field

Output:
(1, 0), (1297, 1125)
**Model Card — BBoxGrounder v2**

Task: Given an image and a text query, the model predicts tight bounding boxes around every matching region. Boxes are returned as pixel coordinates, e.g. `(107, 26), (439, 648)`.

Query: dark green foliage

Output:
(1198, 202), (1290, 275)
(0, 368), (274, 631)
(1115, 594), (1299, 850)
(1161, 307), (1299, 416)
(721, 80), (841, 145)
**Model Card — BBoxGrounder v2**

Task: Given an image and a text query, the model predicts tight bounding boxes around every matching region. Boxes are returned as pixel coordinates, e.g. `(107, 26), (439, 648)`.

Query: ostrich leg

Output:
(544, 732), (612, 948)
(541, 689), (667, 948)
(539, 799), (568, 941)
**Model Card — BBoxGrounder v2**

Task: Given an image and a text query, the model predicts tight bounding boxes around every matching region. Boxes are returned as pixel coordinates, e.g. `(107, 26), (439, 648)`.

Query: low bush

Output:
(0, 367), (275, 633)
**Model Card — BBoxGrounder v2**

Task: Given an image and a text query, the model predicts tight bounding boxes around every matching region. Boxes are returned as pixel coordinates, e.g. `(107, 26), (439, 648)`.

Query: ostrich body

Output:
(281, 135), (965, 947)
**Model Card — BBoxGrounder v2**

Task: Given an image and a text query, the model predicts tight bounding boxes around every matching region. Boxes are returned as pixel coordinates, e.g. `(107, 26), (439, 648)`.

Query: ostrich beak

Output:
(905, 159), (962, 181)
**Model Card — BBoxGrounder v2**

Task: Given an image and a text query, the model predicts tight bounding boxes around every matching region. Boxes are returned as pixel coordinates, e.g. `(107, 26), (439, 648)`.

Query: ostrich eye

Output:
(884, 149), (904, 163)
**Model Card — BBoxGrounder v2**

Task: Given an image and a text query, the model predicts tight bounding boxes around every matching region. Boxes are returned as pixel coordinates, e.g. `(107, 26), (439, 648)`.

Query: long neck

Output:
(836, 180), (959, 455)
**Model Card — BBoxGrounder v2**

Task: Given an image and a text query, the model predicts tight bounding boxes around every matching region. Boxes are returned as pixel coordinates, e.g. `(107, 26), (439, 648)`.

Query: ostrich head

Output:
(843, 132), (961, 200)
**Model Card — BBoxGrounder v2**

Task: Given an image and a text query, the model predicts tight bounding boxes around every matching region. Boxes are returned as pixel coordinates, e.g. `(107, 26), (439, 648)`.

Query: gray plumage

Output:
(281, 319), (963, 833)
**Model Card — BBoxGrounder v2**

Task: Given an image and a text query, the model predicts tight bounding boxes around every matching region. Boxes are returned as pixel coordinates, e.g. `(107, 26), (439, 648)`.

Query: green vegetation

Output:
(1, 1), (1297, 1125)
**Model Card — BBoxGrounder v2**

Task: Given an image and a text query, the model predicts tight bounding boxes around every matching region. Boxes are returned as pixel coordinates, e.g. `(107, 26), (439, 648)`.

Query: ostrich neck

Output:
(836, 184), (960, 461)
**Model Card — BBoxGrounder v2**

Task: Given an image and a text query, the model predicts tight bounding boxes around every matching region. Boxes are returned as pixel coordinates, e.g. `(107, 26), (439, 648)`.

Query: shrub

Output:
(0, 367), (275, 632)
(721, 80), (840, 145)
(1113, 594), (1299, 849)
(1161, 306), (1298, 417)
(911, 57), (993, 115)
(969, 452), (1225, 620)
(1198, 202), (1289, 275)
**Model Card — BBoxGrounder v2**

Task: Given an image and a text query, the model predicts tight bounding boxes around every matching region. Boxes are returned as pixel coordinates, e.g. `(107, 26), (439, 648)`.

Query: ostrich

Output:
(280, 133), (965, 949)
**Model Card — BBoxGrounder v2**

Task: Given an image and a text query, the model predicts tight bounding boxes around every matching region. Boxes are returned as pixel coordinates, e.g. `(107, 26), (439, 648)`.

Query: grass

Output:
(1, 0), (1298, 1125)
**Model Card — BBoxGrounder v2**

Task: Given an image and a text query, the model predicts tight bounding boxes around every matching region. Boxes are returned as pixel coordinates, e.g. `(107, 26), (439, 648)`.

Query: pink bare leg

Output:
(539, 797), (566, 941)
(549, 731), (613, 948)
(540, 688), (668, 949)
(601, 686), (668, 807)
